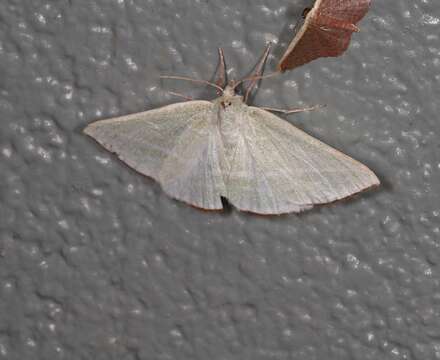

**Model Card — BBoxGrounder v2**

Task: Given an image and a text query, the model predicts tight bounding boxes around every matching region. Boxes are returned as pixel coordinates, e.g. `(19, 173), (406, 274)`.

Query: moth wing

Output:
(224, 107), (379, 214)
(278, 0), (371, 71)
(319, 0), (372, 24)
(84, 101), (227, 210)
(278, 16), (353, 71)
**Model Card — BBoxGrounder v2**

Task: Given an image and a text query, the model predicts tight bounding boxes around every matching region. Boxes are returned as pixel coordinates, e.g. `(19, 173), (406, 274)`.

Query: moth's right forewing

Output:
(157, 104), (228, 210)
(84, 100), (227, 210)
(84, 101), (212, 175)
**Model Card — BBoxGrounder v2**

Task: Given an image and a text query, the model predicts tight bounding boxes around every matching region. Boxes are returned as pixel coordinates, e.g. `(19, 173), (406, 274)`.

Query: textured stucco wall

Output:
(1, 1), (439, 359)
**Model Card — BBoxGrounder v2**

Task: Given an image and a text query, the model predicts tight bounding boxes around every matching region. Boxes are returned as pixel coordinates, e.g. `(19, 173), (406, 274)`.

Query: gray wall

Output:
(1, 1), (439, 359)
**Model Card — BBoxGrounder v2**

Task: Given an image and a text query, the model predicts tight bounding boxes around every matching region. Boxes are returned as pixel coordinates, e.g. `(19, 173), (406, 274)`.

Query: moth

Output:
(278, 0), (372, 71)
(84, 47), (379, 214)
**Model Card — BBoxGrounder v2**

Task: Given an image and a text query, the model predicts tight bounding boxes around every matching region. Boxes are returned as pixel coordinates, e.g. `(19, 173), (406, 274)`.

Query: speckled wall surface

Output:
(1, 0), (439, 359)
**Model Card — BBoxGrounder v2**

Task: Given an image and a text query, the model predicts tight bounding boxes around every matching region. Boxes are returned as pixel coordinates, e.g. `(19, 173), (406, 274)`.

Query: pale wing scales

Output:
(223, 118), (312, 214)
(84, 100), (226, 209)
(84, 101), (212, 176)
(224, 107), (379, 214)
(158, 114), (227, 209)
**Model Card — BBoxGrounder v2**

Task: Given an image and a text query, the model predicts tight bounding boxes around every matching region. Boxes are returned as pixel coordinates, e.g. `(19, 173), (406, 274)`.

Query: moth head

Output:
(218, 83), (244, 109)
(223, 83), (236, 97)
(302, 7), (312, 19)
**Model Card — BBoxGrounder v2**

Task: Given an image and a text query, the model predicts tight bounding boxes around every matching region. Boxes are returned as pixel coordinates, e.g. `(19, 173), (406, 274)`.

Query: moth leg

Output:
(167, 91), (194, 101)
(215, 48), (227, 94)
(260, 104), (325, 114)
(243, 43), (271, 103)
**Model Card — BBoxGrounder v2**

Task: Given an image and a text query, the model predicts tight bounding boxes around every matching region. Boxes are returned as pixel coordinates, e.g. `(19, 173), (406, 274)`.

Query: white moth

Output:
(84, 48), (379, 214)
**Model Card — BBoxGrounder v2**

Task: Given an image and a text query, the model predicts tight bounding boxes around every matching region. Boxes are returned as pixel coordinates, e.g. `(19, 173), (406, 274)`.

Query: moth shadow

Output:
(74, 122), (87, 135)
(297, 183), (383, 218)
(272, 0), (312, 67)
(239, 56), (270, 104)
(369, 167), (392, 193)
(240, 44), (282, 104)
(220, 197), (234, 215)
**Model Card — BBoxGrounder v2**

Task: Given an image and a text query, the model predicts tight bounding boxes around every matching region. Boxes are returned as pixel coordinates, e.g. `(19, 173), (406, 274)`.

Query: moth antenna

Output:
(160, 75), (224, 93)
